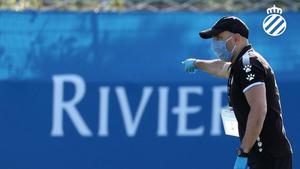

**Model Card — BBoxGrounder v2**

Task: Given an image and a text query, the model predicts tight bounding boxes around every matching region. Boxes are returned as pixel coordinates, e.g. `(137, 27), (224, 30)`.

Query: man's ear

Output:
(234, 33), (242, 44)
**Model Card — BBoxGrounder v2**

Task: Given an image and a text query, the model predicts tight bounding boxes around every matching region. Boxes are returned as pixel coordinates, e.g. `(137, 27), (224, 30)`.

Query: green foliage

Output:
(0, 0), (298, 11)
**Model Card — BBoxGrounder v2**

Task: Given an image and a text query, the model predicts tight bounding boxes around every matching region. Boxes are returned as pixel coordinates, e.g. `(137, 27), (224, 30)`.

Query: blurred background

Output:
(0, 0), (299, 169)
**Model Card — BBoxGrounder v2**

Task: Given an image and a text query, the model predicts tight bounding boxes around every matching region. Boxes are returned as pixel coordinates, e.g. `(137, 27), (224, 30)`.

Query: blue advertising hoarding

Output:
(0, 11), (299, 169)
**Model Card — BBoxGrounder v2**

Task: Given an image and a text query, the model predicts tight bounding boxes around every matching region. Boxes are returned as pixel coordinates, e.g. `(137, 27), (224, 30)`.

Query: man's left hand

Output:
(234, 156), (248, 169)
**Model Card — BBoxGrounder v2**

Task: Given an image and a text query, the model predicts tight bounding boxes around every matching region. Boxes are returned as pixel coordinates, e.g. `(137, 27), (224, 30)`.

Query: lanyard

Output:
(227, 66), (233, 107)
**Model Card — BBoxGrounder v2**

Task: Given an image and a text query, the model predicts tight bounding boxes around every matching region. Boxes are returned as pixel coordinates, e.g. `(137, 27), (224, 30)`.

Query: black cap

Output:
(199, 16), (249, 39)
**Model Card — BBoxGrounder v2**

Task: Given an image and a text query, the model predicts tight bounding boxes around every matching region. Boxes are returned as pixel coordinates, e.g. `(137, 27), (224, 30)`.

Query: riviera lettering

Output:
(50, 74), (227, 137)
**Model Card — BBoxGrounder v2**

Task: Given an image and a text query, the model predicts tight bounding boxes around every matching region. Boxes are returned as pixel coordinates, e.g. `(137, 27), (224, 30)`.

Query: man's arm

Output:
(194, 59), (230, 78)
(240, 84), (267, 153)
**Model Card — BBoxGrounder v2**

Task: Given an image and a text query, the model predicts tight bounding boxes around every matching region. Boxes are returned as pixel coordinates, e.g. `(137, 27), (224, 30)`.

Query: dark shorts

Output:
(248, 153), (292, 169)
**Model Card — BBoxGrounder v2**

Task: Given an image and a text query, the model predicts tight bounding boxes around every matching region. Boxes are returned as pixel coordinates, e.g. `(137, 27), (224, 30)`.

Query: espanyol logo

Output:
(263, 5), (287, 36)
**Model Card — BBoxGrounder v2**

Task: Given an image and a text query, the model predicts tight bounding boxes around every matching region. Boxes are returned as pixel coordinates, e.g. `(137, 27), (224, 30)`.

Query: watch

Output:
(237, 148), (248, 157)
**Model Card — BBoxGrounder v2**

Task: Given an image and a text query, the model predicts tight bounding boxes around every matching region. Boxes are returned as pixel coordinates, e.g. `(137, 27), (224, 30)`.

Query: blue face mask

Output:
(211, 35), (236, 62)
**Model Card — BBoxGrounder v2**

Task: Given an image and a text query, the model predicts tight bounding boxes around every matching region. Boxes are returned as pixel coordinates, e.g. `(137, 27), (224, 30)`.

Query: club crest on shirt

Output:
(243, 65), (252, 73)
(246, 74), (255, 81)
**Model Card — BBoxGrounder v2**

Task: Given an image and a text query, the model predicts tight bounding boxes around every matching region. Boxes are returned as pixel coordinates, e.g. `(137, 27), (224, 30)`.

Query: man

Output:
(182, 16), (292, 169)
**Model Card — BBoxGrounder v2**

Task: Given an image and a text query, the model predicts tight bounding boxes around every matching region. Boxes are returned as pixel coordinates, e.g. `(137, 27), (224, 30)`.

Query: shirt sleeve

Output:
(236, 58), (266, 93)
